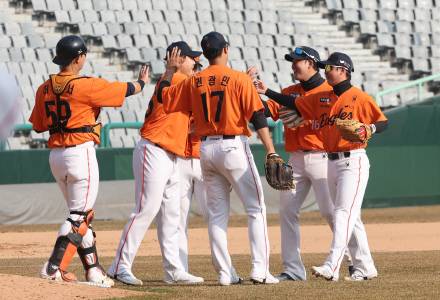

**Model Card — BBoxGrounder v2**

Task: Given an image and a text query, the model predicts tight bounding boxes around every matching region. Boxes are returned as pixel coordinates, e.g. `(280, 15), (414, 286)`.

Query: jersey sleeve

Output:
(87, 78), (127, 107)
(266, 99), (280, 120)
(360, 95), (388, 124)
(161, 76), (192, 113)
(239, 74), (264, 120)
(29, 85), (47, 132)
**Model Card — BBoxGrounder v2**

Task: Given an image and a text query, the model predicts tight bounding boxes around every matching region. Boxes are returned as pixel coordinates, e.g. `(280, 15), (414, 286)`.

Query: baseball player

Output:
(159, 32), (280, 285)
(256, 52), (387, 281)
(29, 35), (149, 287)
(107, 41), (204, 286)
(247, 47), (334, 281)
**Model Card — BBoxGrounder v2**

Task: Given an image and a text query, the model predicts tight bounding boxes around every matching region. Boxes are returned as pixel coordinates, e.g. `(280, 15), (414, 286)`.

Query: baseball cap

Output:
(201, 31), (229, 54)
(318, 52), (354, 72)
(165, 41), (202, 59)
(53, 35), (87, 66)
(285, 46), (320, 62)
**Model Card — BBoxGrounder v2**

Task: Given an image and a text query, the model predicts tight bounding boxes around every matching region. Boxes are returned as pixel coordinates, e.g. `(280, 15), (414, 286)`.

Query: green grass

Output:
(1, 252), (440, 300)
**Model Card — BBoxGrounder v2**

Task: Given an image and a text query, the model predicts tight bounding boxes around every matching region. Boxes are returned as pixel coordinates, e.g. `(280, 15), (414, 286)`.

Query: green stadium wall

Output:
(2, 97), (440, 208)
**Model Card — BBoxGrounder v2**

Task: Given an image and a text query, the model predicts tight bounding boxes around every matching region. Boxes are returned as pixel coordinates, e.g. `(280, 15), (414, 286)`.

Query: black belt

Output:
(201, 135), (235, 141)
(49, 125), (96, 135)
(328, 151), (351, 160)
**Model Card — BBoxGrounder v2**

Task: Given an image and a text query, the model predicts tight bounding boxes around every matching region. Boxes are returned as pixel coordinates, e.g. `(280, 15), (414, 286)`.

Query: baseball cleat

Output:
(40, 261), (77, 283)
(164, 271), (204, 284)
(86, 266), (115, 288)
(348, 265), (355, 276)
(219, 274), (243, 286)
(109, 270), (143, 286)
(311, 265), (337, 281)
(251, 273), (280, 284)
(344, 270), (378, 281)
(219, 268), (243, 286)
(275, 272), (297, 281)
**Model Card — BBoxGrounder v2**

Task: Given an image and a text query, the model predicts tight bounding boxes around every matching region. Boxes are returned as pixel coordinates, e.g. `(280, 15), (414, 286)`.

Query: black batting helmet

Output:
(52, 35), (87, 66)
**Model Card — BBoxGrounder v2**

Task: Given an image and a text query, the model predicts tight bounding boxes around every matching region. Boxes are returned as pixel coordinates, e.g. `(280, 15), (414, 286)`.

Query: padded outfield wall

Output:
(1, 97), (440, 210)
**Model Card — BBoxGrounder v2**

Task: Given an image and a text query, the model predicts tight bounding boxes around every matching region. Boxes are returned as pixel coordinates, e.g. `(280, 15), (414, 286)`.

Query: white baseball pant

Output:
(200, 135), (271, 282)
(177, 157), (208, 272)
(324, 149), (377, 279)
(279, 150), (333, 280)
(49, 141), (98, 263)
(108, 138), (183, 280)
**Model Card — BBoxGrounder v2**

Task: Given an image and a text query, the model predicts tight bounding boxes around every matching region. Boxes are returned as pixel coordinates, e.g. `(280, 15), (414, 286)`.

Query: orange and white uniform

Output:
(295, 84), (387, 280)
(264, 78), (335, 280)
(108, 72), (198, 282)
(29, 72), (129, 283)
(161, 64), (276, 284)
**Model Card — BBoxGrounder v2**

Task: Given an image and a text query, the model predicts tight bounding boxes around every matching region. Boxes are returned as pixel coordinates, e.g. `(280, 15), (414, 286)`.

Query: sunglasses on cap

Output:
(324, 64), (350, 72)
(294, 47), (317, 61)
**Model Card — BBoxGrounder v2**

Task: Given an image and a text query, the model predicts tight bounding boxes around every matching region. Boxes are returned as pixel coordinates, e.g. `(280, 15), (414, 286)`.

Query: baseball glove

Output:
(265, 153), (295, 190)
(335, 118), (372, 143)
(278, 107), (303, 128)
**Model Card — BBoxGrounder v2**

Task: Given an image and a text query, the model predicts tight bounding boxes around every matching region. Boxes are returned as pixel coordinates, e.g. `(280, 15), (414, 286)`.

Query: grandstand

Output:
(1, 0), (438, 150)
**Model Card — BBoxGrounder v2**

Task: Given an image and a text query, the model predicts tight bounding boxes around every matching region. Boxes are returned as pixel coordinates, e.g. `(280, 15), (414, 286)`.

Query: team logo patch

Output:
(290, 93), (300, 98)
(320, 97), (330, 103)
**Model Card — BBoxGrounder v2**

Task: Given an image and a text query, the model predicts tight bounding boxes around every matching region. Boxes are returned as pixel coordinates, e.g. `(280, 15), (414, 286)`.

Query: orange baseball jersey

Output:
(161, 64), (264, 137)
(295, 86), (387, 152)
(140, 72), (195, 157)
(266, 80), (332, 152)
(29, 72), (127, 148)
(184, 116), (201, 158)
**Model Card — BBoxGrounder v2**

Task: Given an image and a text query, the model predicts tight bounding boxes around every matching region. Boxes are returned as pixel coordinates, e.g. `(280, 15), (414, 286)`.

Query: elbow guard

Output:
(157, 80), (171, 103)
(125, 82), (135, 97)
(250, 110), (268, 130)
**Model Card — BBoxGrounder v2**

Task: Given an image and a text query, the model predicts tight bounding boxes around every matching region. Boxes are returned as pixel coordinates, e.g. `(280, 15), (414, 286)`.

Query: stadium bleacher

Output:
(1, 0), (438, 150)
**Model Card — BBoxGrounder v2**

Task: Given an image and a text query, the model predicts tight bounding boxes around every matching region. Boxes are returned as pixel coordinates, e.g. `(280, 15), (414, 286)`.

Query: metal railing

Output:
(100, 120), (284, 148)
(100, 122), (142, 148)
(375, 73), (440, 105)
(4, 120), (284, 150)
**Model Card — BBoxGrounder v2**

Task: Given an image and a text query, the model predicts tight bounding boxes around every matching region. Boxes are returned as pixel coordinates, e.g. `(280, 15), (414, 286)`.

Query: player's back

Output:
(188, 64), (262, 137)
(30, 73), (127, 147)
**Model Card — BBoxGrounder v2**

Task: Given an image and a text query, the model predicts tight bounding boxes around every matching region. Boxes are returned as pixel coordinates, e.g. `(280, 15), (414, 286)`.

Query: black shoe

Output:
(275, 272), (296, 281)
(348, 265), (355, 276)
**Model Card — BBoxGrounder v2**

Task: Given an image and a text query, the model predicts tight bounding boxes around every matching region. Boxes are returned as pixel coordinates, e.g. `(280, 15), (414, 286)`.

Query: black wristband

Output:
(137, 79), (145, 90)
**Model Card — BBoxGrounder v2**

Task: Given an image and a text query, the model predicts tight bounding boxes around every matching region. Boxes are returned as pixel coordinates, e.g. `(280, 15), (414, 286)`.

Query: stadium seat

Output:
(398, 0), (416, 9)
(379, 0), (397, 10)
(359, 9), (377, 21)
(243, 34), (259, 47)
(258, 34), (275, 47)
(69, 10), (85, 23)
(378, 10), (396, 22)
(412, 46), (429, 58)
(213, 10), (228, 23)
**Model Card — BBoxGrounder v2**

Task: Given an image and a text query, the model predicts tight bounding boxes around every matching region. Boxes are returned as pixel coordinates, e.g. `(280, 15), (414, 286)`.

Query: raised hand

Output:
(166, 47), (182, 71)
(138, 64), (150, 84)
(246, 66), (259, 81)
(253, 79), (268, 95)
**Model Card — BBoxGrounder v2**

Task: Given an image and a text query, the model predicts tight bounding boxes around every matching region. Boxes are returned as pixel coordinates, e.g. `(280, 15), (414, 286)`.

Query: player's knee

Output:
(246, 207), (265, 218)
